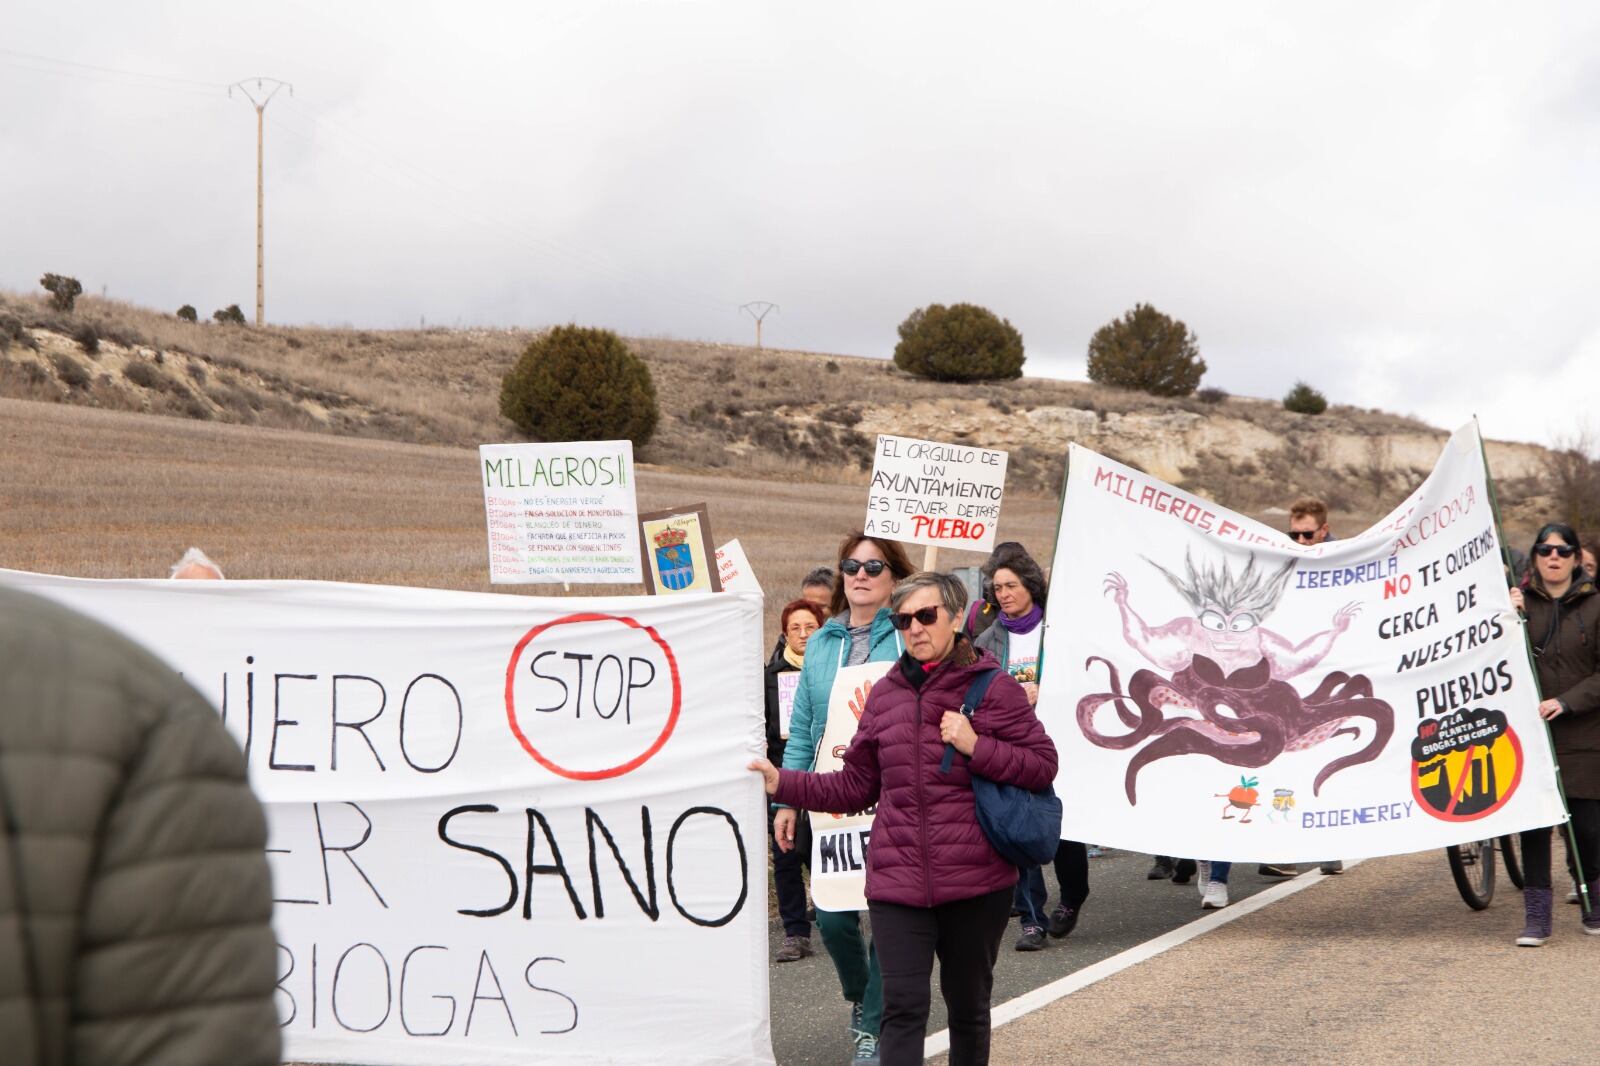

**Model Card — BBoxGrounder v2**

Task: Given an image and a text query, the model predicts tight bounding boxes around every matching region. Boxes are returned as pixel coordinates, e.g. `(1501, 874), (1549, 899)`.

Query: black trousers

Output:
(867, 885), (1012, 1066)
(1522, 796), (1600, 889)
(768, 808), (811, 937)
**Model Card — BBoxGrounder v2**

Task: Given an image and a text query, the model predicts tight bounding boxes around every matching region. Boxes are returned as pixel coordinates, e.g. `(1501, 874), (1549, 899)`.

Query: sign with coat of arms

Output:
(638, 504), (723, 595)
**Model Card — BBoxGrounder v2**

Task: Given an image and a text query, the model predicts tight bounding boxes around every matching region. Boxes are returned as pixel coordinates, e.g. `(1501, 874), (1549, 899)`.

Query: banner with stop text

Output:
(864, 435), (1008, 553)
(1037, 422), (1566, 863)
(809, 662), (894, 912)
(0, 569), (772, 1066)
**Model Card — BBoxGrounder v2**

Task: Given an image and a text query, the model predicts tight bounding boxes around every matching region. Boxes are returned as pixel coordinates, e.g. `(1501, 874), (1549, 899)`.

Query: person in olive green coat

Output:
(0, 586), (280, 1066)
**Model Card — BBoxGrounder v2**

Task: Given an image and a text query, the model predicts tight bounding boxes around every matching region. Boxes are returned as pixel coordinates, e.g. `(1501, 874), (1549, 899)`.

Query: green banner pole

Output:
(1476, 416), (1588, 914)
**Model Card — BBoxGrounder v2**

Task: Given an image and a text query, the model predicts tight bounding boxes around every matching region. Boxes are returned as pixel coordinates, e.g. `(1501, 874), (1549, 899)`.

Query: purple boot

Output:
(1517, 887), (1553, 946)
(1583, 883), (1600, 935)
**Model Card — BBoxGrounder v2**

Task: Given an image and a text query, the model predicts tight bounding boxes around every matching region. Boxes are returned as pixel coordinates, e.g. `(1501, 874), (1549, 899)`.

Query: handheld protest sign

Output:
(638, 504), (722, 595)
(809, 661), (893, 912)
(479, 441), (642, 584)
(864, 434), (1008, 554)
(715, 538), (762, 595)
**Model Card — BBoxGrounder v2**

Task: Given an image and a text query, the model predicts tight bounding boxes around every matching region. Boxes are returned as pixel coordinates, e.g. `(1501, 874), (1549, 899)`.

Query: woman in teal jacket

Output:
(774, 532), (912, 1064)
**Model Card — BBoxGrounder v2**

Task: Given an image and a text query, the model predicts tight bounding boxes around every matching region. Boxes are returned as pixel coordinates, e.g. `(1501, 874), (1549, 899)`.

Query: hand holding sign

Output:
(749, 758), (781, 795)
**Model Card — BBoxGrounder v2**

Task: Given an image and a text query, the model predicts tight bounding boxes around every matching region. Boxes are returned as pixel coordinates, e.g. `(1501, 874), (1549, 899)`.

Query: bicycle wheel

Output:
(1447, 839), (1496, 910)
(1499, 833), (1524, 889)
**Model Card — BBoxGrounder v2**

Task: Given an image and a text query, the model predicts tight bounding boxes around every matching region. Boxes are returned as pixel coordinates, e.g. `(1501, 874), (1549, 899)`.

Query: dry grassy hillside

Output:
(0, 290), (1559, 530)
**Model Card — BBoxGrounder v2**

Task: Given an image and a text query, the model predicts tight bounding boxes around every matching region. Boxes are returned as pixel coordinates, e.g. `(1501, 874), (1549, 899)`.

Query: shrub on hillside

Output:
(1086, 303), (1206, 396)
(1283, 381), (1328, 415)
(499, 325), (659, 447)
(213, 304), (247, 325)
(1196, 386), (1228, 404)
(0, 311), (25, 352)
(50, 352), (91, 389)
(73, 323), (99, 354)
(893, 303), (1025, 382)
(40, 273), (83, 312)
(177, 304), (198, 322)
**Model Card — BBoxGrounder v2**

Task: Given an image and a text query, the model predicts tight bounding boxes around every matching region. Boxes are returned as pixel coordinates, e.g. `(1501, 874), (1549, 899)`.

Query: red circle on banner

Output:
(504, 612), (682, 780)
(1411, 725), (1525, 822)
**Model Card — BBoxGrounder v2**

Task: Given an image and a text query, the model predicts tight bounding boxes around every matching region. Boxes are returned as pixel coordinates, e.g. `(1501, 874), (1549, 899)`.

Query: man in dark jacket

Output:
(0, 587), (281, 1066)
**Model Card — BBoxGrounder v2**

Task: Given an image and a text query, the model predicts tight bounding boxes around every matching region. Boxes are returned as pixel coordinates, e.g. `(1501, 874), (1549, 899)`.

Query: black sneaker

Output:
(1171, 859), (1197, 884)
(1146, 856), (1175, 880)
(1014, 926), (1047, 951)
(774, 935), (813, 963)
(1047, 903), (1079, 938)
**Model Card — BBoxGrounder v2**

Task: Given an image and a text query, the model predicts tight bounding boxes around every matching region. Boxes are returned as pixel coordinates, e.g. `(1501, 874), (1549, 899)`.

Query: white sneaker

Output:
(1196, 861), (1211, 898)
(1201, 880), (1229, 910)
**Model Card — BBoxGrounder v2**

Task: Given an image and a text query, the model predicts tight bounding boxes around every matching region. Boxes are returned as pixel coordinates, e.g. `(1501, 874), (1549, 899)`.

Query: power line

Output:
(0, 46), (220, 89)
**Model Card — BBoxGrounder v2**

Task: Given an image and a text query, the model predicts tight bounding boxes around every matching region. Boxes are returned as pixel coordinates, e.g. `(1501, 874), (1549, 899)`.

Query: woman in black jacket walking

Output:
(1508, 522), (1600, 945)
(766, 598), (827, 962)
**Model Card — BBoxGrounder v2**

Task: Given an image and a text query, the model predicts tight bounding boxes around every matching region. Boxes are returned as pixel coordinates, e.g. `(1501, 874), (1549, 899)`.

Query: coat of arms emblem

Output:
(653, 526), (695, 590)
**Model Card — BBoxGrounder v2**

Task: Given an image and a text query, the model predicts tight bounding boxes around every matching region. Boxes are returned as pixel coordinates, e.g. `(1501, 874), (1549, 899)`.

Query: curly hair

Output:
(980, 542), (1048, 610)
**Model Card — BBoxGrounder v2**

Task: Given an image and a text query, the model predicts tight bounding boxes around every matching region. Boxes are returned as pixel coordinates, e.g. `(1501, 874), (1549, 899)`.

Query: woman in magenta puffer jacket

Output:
(751, 571), (1058, 1066)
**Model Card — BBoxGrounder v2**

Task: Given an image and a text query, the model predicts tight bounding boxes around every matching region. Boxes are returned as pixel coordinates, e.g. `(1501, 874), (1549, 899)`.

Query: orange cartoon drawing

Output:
(1217, 776), (1261, 823)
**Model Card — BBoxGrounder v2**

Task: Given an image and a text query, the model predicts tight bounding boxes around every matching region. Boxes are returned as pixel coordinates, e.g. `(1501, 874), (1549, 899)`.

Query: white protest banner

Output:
(777, 672), (800, 739)
(809, 662), (893, 911)
(1038, 422), (1566, 863)
(715, 538), (762, 595)
(0, 569), (772, 1066)
(479, 441), (642, 584)
(864, 434), (1008, 553)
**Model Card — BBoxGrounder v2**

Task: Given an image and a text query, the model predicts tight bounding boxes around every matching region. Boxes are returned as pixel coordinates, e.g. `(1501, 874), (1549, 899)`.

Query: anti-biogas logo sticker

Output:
(1410, 708), (1523, 822)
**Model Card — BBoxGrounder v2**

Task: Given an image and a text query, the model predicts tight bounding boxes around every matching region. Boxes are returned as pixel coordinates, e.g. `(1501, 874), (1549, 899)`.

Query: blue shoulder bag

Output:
(939, 669), (1062, 867)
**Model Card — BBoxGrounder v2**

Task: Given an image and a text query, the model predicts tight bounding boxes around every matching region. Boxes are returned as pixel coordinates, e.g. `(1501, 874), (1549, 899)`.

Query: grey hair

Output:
(801, 566), (835, 590)
(890, 570), (969, 618)
(1143, 549), (1293, 619)
(169, 546), (224, 579)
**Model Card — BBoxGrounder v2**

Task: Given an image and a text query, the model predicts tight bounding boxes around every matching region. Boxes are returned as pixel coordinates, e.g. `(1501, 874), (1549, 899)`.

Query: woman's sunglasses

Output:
(889, 605), (942, 630)
(1534, 544), (1576, 559)
(839, 558), (888, 577)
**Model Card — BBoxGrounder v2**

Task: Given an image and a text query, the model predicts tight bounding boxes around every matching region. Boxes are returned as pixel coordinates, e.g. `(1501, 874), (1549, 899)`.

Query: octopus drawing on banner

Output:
(1080, 550), (1394, 803)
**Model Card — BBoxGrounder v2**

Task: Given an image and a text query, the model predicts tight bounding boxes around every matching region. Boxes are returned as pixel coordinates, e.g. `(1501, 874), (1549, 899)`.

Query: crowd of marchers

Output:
(750, 499), (1600, 1066)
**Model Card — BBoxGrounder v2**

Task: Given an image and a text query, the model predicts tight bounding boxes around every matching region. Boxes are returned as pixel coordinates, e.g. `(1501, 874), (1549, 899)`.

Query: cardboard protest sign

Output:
(479, 441), (642, 584)
(639, 504), (722, 595)
(809, 662), (893, 912)
(777, 671), (800, 739)
(864, 434), (1008, 552)
(715, 538), (761, 595)
(0, 570), (773, 1066)
(1037, 422), (1566, 863)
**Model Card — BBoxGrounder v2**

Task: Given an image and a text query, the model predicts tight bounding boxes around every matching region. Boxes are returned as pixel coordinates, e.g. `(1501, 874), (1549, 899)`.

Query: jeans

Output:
(869, 886), (1013, 1066)
(816, 908), (883, 1036)
(1209, 860), (1231, 883)
(1521, 796), (1600, 889)
(1014, 839), (1090, 929)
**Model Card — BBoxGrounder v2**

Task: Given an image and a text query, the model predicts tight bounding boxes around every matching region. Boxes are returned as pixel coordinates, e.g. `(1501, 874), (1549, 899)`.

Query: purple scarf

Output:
(998, 603), (1043, 635)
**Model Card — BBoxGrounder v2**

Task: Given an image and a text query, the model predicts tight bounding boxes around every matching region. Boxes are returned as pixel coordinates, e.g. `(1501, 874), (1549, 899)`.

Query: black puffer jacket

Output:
(1524, 575), (1600, 798)
(0, 587), (280, 1066)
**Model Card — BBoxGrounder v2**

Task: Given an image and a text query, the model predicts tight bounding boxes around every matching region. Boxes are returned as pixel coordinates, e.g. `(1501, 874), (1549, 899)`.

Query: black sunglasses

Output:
(840, 558), (888, 577)
(890, 605), (942, 630)
(1534, 544), (1576, 559)
(1287, 529), (1318, 541)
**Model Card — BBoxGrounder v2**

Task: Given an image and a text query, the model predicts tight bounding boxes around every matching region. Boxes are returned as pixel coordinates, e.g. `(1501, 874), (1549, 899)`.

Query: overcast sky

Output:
(3, 2), (1597, 446)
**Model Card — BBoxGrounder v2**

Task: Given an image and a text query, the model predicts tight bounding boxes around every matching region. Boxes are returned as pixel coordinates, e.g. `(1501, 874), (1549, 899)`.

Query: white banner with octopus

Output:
(1038, 422), (1567, 863)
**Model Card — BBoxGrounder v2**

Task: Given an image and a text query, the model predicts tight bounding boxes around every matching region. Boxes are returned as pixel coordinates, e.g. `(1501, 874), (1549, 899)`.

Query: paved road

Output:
(768, 849), (1303, 1065)
(946, 849), (1593, 1066)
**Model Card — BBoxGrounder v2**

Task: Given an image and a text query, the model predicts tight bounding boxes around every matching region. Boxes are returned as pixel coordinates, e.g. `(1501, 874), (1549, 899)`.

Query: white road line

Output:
(922, 861), (1363, 1060)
